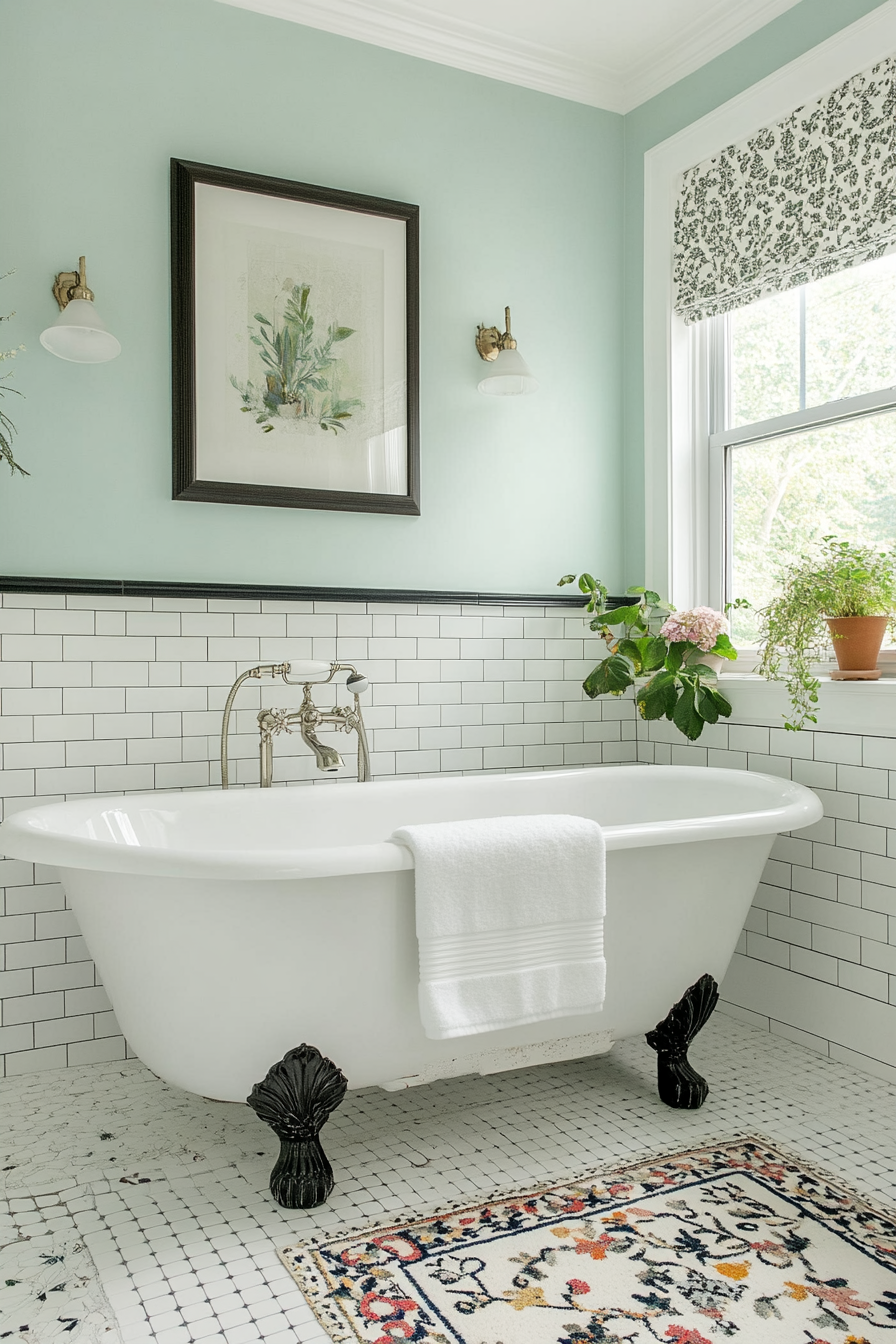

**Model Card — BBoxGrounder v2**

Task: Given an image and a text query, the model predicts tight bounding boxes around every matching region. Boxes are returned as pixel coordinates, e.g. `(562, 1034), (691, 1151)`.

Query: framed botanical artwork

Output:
(170, 159), (419, 514)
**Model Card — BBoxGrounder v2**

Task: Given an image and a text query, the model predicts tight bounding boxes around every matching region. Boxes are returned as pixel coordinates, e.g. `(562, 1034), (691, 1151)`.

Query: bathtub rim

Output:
(0, 765), (822, 882)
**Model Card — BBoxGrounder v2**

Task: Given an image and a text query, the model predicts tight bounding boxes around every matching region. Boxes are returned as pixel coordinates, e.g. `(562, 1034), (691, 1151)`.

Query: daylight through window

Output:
(711, 253), (896, 646)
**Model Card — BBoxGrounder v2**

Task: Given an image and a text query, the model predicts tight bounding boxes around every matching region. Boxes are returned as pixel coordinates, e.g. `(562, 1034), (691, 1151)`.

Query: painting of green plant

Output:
(230, 278), (363, 435)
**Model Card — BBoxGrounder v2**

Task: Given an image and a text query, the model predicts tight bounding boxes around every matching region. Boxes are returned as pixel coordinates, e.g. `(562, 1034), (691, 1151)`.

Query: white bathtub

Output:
(0, 766), (821, 1101)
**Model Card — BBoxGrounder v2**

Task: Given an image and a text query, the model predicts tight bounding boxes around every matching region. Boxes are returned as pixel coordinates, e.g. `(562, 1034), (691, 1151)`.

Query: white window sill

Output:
(717, 672), (896, 736)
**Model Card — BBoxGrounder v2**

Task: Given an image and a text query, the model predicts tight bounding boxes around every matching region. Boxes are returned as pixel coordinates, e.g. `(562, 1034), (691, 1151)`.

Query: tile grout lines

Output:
(2, 1014), (896, 1341)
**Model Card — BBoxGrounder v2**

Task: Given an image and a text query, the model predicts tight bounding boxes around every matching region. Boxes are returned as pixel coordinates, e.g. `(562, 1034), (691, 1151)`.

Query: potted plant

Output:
(558, 574), (737, 741)
(758, 536), (896, 730)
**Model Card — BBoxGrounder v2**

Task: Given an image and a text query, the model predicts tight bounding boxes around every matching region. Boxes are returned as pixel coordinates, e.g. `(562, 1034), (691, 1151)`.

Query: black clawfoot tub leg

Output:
(645, 973), (719, 1109)
(247, 1043), (348, 1209)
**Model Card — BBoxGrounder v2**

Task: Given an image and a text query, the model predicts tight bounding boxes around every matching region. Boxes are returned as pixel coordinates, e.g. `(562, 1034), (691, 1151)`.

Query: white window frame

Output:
(642, 0), (896, 614)
(711, 345), (896, 622)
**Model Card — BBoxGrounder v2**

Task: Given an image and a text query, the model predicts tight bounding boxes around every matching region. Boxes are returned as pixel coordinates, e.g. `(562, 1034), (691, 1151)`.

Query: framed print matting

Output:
(171, 159), (420, 514)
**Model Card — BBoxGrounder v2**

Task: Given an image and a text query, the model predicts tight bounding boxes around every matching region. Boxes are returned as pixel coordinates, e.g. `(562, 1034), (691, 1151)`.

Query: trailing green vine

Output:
(758, 537), (896, 730)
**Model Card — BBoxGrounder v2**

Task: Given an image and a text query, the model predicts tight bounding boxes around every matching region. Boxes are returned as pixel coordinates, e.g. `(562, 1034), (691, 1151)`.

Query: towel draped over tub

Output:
(392, 813), (606, 1040)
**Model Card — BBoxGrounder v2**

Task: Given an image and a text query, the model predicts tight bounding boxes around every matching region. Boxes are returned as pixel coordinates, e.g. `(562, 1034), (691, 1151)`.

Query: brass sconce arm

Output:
(52, 257), (94, 310)
(475, 305), (517, 362)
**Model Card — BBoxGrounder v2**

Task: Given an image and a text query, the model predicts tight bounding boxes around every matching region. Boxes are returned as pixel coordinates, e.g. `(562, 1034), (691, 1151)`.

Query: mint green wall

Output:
(6, 0), (880, 594)
(621, 0), (889, 582)
(0, 0), (623, 592)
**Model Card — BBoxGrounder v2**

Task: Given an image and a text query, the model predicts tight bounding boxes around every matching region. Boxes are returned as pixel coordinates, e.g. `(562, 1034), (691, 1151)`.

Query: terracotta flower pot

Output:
(825, 615), (889, 680)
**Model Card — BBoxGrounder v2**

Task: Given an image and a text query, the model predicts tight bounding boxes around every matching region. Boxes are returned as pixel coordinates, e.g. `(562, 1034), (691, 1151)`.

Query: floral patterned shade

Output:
(674, 55), (896, 324)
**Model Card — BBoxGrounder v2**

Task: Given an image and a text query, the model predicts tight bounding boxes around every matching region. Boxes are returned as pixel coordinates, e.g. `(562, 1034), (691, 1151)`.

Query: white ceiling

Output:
(214, 0), (804, 113)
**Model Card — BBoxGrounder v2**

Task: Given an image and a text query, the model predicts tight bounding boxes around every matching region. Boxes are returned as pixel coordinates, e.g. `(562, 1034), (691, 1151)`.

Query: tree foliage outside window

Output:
(722, 252), (896, 645)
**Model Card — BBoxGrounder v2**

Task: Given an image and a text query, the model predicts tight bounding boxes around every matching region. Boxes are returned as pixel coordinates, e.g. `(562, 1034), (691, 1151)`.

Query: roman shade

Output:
(673, 54), (896, 325)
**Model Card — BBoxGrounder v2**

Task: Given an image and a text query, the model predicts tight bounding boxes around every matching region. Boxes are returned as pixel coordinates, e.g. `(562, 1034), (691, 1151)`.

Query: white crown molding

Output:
(214, 0), (809, 114)
(622, 0), (801, 110)
(214, 0), (627, 111)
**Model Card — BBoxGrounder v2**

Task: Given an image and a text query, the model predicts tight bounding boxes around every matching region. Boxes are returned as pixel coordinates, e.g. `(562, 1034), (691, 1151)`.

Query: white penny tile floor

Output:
(1, 1013), (895, 1342)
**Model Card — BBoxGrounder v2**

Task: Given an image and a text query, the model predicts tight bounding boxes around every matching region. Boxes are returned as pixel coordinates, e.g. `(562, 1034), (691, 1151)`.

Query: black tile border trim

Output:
(0, 575), (625, 608)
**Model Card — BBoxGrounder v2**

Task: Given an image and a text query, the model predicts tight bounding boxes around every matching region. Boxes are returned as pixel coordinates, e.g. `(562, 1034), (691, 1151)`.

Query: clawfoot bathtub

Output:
(0, 766), (820, 1101)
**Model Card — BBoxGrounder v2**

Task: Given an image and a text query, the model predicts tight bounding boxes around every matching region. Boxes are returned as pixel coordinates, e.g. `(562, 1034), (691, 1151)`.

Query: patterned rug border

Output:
(279, 1129), (896, 1344)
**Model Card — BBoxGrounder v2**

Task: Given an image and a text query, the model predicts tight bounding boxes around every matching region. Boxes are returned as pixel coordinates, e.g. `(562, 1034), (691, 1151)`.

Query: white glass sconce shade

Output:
(477, 346), (538, 396)
(40, 298), (121, 364)
(40, 258), (121, 363)
(475, 306), (538, 395)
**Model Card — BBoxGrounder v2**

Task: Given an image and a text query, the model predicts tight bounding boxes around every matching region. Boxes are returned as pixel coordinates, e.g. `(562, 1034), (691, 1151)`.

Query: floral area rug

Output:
(279, 1137), (896, 1343)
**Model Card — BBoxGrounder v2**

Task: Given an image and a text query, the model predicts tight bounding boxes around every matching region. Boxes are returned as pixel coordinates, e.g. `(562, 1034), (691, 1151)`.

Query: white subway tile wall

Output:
(0, 593), (637, 1078)
(637, 714), (896, 1082)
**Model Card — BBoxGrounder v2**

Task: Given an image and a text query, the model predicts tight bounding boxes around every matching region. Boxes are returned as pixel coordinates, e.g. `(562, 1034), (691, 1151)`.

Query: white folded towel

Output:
(391, 813), (606, 1040)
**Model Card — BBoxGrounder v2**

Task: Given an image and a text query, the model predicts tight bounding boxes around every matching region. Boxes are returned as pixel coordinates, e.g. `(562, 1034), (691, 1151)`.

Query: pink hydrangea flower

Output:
(659, 606), (728, 652)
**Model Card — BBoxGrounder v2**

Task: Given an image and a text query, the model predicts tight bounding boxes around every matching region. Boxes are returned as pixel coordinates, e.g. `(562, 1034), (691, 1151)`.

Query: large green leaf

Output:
(636, 670), (678, 720)
(582, 654), (635, 698)
(637, 635), (668, 672)
(672, 683), (705, 740)
(601, 603), (642, 627)
(665, 642), (684, 673)
(703, 683), (733, 718)
(614, 635), (667, 674)
(614, 638), (642, 666)
(710, 632), (738, 660)
(695, 683), (719, 724)
(578, 573), (597, 593)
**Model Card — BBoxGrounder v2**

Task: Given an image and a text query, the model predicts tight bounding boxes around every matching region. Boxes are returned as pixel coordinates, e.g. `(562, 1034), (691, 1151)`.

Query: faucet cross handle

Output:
(259, 708), (294, 737)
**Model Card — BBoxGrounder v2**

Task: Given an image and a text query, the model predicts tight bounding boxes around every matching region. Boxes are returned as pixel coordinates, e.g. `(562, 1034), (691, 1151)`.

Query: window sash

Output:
(708, 314), (896, 628)
(711, 384), (896, 451)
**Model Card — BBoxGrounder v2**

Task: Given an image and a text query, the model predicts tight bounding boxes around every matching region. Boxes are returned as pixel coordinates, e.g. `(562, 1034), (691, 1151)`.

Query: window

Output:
(710, 253), (896, 646)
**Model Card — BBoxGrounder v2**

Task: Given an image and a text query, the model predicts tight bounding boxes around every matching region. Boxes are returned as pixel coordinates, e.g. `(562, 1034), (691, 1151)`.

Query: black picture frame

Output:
(171, 159), (420, 515)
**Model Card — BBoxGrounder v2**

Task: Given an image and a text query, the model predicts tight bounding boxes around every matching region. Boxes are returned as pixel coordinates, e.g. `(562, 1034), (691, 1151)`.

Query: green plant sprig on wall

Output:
(1, 272), (27, 478)
(231, 280), (362, 435)
(757, 536), (896, 730)
(559, 574), (736, 741)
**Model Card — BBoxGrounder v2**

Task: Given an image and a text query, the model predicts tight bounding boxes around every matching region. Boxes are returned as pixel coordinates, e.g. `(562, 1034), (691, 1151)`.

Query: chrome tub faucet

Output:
(220, 661), (371, 788)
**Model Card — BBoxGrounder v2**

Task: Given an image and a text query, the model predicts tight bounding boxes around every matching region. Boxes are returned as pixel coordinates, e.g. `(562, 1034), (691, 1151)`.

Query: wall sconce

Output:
(475, 306), (538, 396)
(39, 257), (121, 364)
